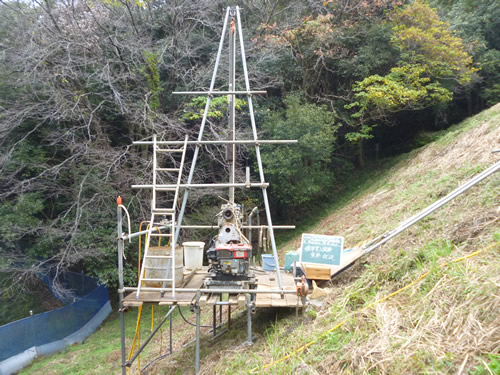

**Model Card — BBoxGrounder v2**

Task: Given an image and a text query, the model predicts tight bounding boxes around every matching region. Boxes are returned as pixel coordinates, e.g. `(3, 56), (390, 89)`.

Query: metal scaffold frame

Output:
(115, 6), (300, 375)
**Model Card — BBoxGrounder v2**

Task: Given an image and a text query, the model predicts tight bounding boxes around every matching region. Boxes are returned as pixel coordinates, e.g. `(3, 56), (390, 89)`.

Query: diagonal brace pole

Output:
(236, 7), (283, 292)
(174, 7), (231, 246)
(125, 305), (177, 367)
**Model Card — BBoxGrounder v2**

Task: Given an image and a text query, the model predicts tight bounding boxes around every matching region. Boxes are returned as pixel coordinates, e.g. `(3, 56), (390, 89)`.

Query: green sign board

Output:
(300, 233), (344, 266)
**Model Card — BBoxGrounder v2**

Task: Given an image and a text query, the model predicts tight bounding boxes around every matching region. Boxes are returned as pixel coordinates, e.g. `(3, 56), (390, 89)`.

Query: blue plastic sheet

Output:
(0, 272), (110, 362)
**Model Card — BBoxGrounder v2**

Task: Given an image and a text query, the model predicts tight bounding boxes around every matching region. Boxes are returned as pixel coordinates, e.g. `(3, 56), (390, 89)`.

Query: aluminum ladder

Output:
(136, 135), (188, 300)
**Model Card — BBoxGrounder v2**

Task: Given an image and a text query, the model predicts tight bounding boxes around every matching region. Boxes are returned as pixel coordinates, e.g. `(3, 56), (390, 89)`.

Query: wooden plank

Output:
(199, 295), (209, 307)
(237, 294), (246, 308)
(123, 301), (143, 307)
(159, 300), (191, 306)
(255, 274), (272, 307)
(228, 295), (239, 305)
(302, 264), (331, 280)
(207, 294), (219, 306)
(273, 292), (288, 307)
(255, 297), (271, 307)
(181, 268), (197, 287)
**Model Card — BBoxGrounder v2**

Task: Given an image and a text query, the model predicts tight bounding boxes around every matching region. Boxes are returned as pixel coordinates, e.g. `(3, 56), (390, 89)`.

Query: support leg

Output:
(195, 292), (201, 374)
(219, 294), (223, 324)
(213, 305), (217, 337)
(119, 292), (126, 375)
(246, 294), (253, 345)
(169, 309), (173, 354)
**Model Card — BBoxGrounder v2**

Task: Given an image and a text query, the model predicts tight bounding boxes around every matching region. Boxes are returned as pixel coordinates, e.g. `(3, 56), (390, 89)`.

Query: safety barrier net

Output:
(0, 271), (110, 362)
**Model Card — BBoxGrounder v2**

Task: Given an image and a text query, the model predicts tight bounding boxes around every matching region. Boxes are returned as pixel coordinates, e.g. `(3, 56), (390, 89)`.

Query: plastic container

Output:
(144, 246), (183, 287)
(262, 254), (276, 271)
(284, 250), (300, 272)
(183, 242), (205, 270)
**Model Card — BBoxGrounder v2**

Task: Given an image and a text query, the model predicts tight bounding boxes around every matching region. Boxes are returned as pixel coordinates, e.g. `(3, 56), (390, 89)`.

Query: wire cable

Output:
(178, 306), (211, 328)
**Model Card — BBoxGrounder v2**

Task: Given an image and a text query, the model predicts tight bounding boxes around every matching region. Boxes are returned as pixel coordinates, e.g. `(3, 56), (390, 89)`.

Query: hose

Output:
(118, 204), (132, 244)
(178, 306), (211, 328)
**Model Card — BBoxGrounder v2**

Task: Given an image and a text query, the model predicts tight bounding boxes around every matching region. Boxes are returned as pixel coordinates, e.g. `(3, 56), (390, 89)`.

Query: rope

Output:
(250, 242), (498, 373)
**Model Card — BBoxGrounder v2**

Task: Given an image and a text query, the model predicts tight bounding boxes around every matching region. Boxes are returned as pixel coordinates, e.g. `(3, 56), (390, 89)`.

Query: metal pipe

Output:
(122, 225), (167, 240)
(117, 205), (127, 375)
(212, 305), (217, 337)
(132, 182), (269, 189)
(236, 7), (284, 293)
(133, 139), (297, 145)
(248, 207), (259, 266)
(121, 287), (297, 294)
(364, 160), (500, 255)
(195, 290), (201, 374)
(174, 7), (231, 247)
(172, 90), (267, 95)
(178, 224), (294, 229)
(169, 310), (173, 354)
(246, 294), (253, 345)
(120, 224), (294, 241)
(228, 9), (236, 205)
(126, 305), (177, 366)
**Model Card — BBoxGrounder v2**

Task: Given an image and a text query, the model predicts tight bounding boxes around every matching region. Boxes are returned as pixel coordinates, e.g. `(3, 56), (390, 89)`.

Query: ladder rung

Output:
(142, 278), (173, 282)
(149, 233), (173, 237)
(151, 222), (172, 227)
(153, 208), (175, 212)
(145, 255), (173, 259)
(156, 148), (184, 153)
(156, 188), (177, 191)
(156, 168), (180, 172)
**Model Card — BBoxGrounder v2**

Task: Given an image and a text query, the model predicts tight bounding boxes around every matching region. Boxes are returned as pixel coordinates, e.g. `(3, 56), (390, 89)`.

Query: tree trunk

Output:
(358, 138), (365, 168)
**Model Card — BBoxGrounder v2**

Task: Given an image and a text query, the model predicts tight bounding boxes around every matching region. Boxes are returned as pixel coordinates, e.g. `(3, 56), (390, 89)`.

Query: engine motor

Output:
(205, 203), (255, 289)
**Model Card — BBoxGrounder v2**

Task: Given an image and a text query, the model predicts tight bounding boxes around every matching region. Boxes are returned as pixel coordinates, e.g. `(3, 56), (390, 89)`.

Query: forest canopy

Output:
(0, 0), (497, 298)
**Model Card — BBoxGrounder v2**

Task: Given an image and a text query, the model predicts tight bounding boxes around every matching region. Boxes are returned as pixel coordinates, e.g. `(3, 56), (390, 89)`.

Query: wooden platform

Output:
(254, 271), (301, 308)
(123, 268), (302, 308)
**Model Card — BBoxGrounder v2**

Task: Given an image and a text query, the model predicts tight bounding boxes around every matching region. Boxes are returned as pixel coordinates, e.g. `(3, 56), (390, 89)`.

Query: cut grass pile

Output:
(21, 103), (499, 374)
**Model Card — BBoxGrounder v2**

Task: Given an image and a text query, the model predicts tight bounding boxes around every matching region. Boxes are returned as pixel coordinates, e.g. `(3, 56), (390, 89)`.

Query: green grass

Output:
(19, 104), (500, 374)
(21, 305), (191, 374)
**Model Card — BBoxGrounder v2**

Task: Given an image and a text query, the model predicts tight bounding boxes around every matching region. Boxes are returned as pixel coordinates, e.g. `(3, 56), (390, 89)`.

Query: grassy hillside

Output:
(22, 104), (499, 374)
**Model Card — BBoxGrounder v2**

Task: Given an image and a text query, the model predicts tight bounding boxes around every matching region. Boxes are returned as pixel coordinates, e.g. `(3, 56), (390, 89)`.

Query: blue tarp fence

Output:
(0, 271), (112, 375)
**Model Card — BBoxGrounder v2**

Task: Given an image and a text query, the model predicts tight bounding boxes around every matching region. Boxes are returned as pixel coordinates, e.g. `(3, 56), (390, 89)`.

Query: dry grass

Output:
(199, 104), (499, 374)
(129, 105), (500, 374)
(21, 106), (499, 375)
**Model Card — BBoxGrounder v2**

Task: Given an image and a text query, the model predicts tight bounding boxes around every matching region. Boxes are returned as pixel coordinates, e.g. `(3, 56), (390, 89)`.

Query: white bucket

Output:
(144, 246), (184, 287)
(183, 241), (205, 270)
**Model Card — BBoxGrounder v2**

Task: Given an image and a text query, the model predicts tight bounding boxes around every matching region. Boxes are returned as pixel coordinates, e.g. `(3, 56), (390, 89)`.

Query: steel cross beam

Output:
(172, 90), (267, 95)
(132, 139), (297, 145)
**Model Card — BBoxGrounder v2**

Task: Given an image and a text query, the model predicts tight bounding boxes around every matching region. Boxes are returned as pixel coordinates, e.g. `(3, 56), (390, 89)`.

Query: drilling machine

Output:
(205, 202), (256, 289)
